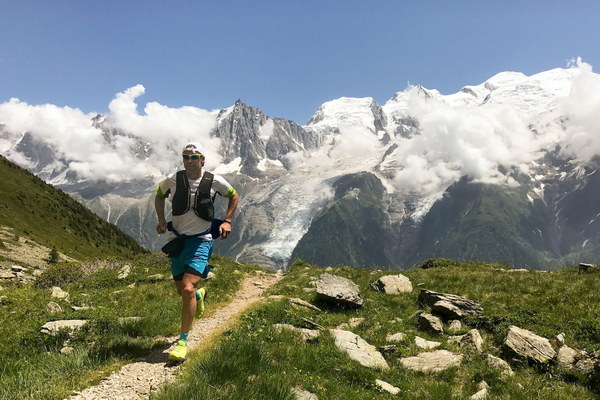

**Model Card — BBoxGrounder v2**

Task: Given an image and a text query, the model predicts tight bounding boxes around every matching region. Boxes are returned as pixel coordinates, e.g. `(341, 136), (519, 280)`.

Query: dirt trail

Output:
(68, 271), (284, 400)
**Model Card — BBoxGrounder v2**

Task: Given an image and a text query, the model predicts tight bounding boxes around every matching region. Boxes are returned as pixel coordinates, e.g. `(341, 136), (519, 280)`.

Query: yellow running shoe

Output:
(196, 287), (206, 317)
(169, 340), (187, 361)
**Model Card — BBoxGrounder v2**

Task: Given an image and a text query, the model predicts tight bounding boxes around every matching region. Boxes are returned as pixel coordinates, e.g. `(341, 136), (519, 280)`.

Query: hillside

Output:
(0, 155), (145, 265)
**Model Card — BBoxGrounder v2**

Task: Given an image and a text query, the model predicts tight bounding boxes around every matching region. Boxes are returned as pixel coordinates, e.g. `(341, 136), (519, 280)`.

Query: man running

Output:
(155, 142), (239, 361)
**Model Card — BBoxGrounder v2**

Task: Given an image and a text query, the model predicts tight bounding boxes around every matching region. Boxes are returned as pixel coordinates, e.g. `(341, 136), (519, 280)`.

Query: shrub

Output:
(35, 263), (83, 288)
(48, 247), (59, 263)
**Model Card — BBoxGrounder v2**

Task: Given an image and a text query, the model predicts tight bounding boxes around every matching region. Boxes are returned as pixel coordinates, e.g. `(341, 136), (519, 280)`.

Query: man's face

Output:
(182, 151), (204, 172)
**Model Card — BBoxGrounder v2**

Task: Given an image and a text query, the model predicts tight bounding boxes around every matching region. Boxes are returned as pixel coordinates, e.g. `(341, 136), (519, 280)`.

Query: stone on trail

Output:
(329, 329), (389, 370)
(316, 273), (363, 307)
(504, 325), (556, 364)
(400, 350), (463, 372)
(371, 274), (413, 294)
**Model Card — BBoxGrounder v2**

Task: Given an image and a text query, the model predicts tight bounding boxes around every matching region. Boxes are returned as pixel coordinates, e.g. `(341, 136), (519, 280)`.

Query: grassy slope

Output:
(153, 259), (600, 400)
(0, 155), (145, 260)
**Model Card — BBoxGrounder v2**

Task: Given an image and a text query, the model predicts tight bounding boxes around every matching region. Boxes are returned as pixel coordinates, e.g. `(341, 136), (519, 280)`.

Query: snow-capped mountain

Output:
(2, 61), (600, 270)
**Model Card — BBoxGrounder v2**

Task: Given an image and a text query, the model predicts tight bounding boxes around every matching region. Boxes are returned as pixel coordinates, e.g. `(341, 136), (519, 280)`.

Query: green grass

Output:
(151, 259), (600, 400)
(0, 253), (267, 400)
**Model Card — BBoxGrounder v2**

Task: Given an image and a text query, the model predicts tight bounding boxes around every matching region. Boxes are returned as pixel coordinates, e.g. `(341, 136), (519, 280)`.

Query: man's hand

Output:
(156, 220), (167, 234)
(219, 221), (232, 239)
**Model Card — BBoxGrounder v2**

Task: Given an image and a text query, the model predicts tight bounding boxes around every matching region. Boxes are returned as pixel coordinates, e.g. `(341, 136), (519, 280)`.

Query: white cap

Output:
(182, 142), (205, 155)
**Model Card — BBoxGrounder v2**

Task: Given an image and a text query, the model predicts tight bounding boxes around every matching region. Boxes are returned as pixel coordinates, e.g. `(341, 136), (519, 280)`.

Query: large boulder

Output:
(419, 290), (483, 319)
(371, 274), (413, 294)
(400, 350), (463, 372)
(329, 329), (389, 370)
(504, 325), (556, 364)
(316, 274), (363, 307)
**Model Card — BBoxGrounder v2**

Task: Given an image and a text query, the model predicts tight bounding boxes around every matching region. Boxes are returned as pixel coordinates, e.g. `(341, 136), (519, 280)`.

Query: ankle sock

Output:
(195, 289), (201, 300)
(178, 333), (189, 344)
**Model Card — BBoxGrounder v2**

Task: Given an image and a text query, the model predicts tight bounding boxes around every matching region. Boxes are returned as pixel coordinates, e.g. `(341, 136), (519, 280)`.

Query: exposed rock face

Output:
(316, 274), (363, 307)
(371, 274), (413, 294)
(504, 325), (556, 364)
(329, 329), (389, 370)
(417, 312), (444, 335)
(400, 350), (463, 372)
(418, 289), (483, 319)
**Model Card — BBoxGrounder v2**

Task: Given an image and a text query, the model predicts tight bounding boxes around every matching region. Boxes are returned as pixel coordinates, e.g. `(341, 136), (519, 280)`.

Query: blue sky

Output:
(1, 0), (599, 124)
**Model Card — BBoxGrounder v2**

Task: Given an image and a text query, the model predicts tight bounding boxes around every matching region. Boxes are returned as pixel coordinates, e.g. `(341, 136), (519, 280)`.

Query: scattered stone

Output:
(417, 312), (444, 335)
(400, 350), (463, 372)
(303, 287), (316, 292)
(108, 290), (125, 300)
(252, 281), (264, 287)
(556, 333), (566, 345)
(147, 274), (165, 281)
(578, 263), (594, 273)
(470, 381), (489, 400)
(118, 264), (131, 279)
(449, 329), (483, 353)
(504, 325), (556, 364)
(371, 274), (413, 294)
(118, 317), (142, 325)
(207, 271), (216, 280)
(378, 345), (397, 354)
(32, 269), (43, 277)
(574, 352), (598, 375)
(11, 265), (26, 273)
(60, 346), (74, 354)
(289, 297), (322, 312)
(418, 289), (483, 319)
(484, 353), (514, 376)
(274, 324), (320, 342)
(448, 320), (462, 333)
(557, 345), (578, 368)
(316, 274), (363, 307)
(128, 283), (136, 289)
(329, 329), (389, 370)
(46, 301), (63, 314)
(386, 332), (407, 343)
(415, 336), (441, 349)
(375, 379), (400, 395)
(348, 317), (365, 328)
(41, 320), (88, 336)
(292, 387), (318, 400)
(0, 271), (16, 279)
(300, 317), (325, 330)
(51, 286), (69, 300)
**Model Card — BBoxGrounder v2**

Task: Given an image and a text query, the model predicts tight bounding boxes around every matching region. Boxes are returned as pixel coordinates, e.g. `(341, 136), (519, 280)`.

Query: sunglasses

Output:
(182, 154), (203, 160)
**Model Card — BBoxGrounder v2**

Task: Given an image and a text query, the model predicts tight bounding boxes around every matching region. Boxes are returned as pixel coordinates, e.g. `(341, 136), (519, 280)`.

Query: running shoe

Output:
(196, 287), (206, 317)
(168, 340), (187, 361)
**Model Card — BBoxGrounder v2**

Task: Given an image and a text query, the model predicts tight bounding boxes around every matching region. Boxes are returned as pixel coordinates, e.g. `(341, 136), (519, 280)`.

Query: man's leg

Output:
(180, 272), (202, 334)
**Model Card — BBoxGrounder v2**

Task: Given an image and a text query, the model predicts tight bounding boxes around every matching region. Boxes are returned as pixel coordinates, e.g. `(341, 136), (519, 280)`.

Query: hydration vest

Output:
(171, 170), (214, 221)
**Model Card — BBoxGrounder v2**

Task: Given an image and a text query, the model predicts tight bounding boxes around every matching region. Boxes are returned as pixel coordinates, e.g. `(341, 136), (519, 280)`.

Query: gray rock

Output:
(371, 274), (413, 294)
(117, 264), (131, 279)
(386, 332), (407, 343)
(11, 265), (26, 273)
(400, 350), (463, 372)
(46, 301), (63, 314)
(415, 336), (441, 349)
(574, 353), (598, 375)
(71, 305), (92, 311)
(375, 379), (400, 395)
(50, 286), (69, 300)
(418, 289), (483, 319)
(41, 320), (88, 336)
(484, 353), (514, 376)
(289, 297), (322, 312)
(316, 274), (363, 307)
(60, 346), (74, 354)
(417, 312), (444, 335)
(274, 324), (320, 342)
(449, 329), (483, 353)
(292, 387), (318, 400)
(448, 320), (462, 333)
(504, 325), (556, 364)
(557, 345), (578, 368)
(329, 329), (389, 370)
(118, 316), (142, 325)
(0, 271), (16, 279)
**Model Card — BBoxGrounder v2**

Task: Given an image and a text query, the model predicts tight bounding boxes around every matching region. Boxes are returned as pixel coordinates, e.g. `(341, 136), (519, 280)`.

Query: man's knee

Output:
(181, 282), (196, 298)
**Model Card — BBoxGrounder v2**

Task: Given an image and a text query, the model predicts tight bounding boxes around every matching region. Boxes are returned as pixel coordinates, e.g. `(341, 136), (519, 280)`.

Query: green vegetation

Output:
(153, 259), (600, 400)
(0, 253), (267, 400)
(0, 155), (146, 260)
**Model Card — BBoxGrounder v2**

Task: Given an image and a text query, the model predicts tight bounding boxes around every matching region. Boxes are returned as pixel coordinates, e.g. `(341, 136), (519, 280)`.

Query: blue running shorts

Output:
(170, 237), (213, 280)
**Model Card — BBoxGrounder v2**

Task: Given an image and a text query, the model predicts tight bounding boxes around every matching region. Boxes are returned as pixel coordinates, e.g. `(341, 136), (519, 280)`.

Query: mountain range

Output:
(2, 62), (600, 270)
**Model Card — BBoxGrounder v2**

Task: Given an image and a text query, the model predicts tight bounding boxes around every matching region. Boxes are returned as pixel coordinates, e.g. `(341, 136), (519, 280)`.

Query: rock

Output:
(118, 317), (142, 325)
(147, 274), (165, 281)
(417, 313), (444, 335)
(504, 326), (556, 364)
(578, 263), (594, 273)
(11, 265), (26, 272)
(574, 353), (598, 375)
(32, 269), (43, 277)
(289, 297), (322, 312)
(108, 290), (125, 300)
(449, 329), (483, 353)
(378, 345), (397, 354)
(207, 271), (216, 280)
(118, 264), (131, 279)
(348, 317), (365, 328)
(0, 271), (16, 279)
(557, 345), (578, 368)
(418, 289), (483, 319)
(386, 332), (407, 343)
(51, 286), (69, 300)
(400, 350), (463, 372)
(375, 379), (400, 395)
(371, 274), (413, 294)
(556, 333), (566, 344)
(470, 382), (488, 400)
(274, 324), (320, 342)
(71, 305), (92, 311)
(292, 387), (318, 400)
(415, 336), (441, 349)
(46, 301), (63, 314)
(316, 274), (363, 307)
(448, 320), (462, 333)
(60, 346), (74, 354)
(329, 329), (389, 370)
(484, 354), (514, 376)
(40, 320), (88, 336)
